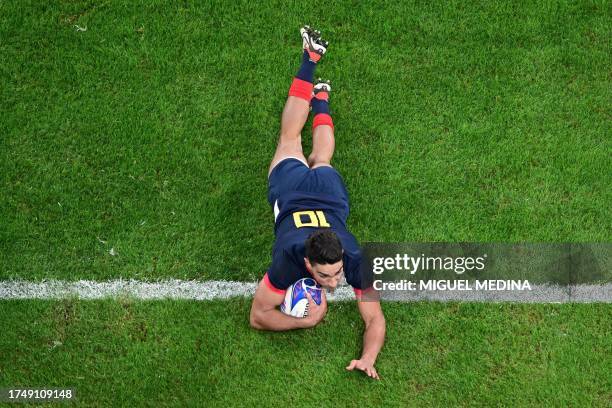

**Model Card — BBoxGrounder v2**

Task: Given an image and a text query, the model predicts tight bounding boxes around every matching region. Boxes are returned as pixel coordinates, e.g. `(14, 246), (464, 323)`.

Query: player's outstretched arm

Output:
(346, 300), (386, 380)
(249, 280), (327, 331)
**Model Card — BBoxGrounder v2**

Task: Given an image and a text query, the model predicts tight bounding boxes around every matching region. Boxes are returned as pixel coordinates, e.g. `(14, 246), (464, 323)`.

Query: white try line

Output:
(0, 279), (349, 301)
(0, 279), (264, 301)
(0, 280), (610, 302)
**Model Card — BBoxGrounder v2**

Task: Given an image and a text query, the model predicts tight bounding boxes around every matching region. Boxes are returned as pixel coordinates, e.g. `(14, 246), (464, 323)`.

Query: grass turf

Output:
(1, 2), (610, 405)
(1, 299), (610, 406)
(1, 0), (610, 281)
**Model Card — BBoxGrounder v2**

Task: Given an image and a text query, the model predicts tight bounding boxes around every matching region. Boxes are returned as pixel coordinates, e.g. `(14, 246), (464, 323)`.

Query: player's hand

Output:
(302, 291), (327, 328)
(346, 358), (380, 380)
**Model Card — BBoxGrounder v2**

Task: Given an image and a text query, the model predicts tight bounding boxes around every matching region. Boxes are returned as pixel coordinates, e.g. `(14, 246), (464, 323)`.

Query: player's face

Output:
(309, 261), (344, 290)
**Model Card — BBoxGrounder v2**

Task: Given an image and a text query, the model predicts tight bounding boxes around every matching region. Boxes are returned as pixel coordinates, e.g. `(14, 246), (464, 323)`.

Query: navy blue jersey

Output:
(265, 159), (365, 294)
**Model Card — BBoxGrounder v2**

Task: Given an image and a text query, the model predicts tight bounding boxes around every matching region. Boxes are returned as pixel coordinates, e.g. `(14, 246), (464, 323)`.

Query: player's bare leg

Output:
(309, 79), (335, 169)
(269, 26), (329, 175)
(270, 96), (309, 174)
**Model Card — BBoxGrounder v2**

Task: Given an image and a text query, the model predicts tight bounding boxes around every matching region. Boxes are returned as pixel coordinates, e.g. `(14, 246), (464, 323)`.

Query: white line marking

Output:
(0, 280), (260, 301)
(0, 280), (609, 302)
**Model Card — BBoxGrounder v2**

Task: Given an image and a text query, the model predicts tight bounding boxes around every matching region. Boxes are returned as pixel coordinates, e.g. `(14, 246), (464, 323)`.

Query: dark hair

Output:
(305, 229), (343, 265)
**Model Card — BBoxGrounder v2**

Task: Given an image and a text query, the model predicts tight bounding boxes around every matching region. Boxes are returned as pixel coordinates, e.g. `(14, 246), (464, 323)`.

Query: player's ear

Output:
(304, 257), (312, 271)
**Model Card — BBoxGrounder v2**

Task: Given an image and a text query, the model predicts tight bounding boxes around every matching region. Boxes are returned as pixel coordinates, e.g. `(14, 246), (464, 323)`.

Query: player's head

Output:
(304, 229), (344, 290)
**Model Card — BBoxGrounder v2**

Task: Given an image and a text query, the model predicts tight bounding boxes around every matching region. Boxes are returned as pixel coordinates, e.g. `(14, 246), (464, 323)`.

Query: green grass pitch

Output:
(1, 0), (610, 405)
(2, 300), (611, 406)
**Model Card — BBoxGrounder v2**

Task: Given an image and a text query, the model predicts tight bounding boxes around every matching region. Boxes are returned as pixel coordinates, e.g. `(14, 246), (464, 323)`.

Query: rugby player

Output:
(249, 26), (386, 380)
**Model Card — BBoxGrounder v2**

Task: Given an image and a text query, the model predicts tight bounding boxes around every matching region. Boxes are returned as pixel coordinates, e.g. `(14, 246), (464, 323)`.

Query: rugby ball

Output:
(280, 278), (323, 318)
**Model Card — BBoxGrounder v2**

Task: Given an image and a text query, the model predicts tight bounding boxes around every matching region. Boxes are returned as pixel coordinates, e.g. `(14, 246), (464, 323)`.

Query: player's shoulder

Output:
(339, 231), (364, 289)
(272, 229), (308, 258)
(268, 242), (307, 288)
(342, 244), (362, 268)
(334, 226), (361, 253)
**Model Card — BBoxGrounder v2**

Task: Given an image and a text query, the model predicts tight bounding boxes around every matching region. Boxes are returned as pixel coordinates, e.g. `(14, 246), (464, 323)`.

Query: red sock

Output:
(288, 78), (313, 102)
(313, 113), (333, 130)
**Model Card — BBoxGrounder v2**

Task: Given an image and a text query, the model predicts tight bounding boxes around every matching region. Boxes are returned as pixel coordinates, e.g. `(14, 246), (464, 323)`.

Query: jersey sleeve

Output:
(344, 249), (375, 297)
(262, 272), (286, 295)
(265, 249), (301, 294)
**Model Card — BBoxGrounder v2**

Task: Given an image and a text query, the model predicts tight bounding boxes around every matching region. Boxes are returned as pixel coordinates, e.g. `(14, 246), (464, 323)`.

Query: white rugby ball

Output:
(280, 278), (323, 318)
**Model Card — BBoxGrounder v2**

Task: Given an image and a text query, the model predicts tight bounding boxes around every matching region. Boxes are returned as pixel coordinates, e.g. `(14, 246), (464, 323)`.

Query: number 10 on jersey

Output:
(293, 210), (330, 228)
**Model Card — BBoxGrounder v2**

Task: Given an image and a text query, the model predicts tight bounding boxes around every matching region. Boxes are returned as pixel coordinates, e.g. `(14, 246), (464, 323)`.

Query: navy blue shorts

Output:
(268, 158), (349, 209)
